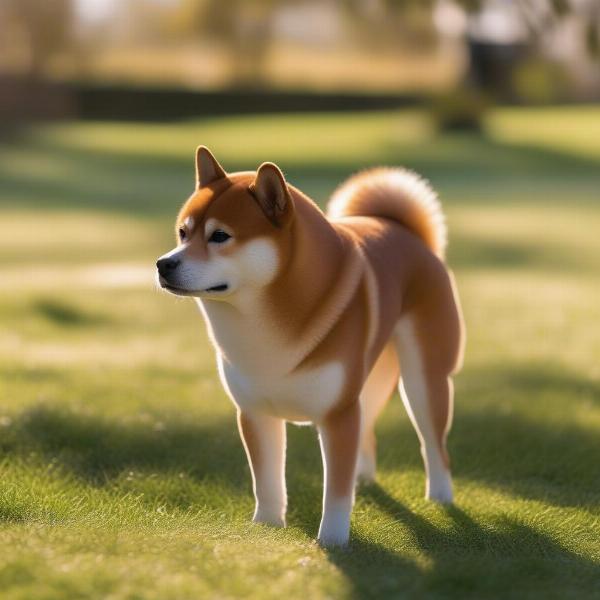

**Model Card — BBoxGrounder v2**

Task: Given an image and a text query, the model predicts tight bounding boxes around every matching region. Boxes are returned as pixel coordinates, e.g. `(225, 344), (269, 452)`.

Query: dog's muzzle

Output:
(156, 257), (180, 279)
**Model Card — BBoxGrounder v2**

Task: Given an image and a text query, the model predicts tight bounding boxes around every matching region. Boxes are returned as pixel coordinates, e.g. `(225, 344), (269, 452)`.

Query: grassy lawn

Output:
(1, 107), (599, 599)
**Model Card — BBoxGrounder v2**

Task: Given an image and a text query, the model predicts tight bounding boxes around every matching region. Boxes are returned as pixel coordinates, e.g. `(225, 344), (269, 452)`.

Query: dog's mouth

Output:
(159, 281), (194, 296)
(159, 277), (229, 295)
(204, 284), (228, 293)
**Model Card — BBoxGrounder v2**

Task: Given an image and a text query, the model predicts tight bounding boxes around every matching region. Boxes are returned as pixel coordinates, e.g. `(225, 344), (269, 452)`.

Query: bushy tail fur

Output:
(327, 168), (447, 259)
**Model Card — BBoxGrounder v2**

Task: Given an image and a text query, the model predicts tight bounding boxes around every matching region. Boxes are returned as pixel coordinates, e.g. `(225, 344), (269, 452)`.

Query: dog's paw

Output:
(427, 489), (453, 504)
(355, 453), (377, 485)
(252, 509), (286, 528)
(317, 530), (350, 548)
(317, 508), (351, 548)
(426, 470), (453, 504)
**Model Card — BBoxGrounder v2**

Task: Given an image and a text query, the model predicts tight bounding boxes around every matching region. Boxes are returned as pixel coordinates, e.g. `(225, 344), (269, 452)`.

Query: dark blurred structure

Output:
(0, 76), (74, 124)
(0, 80), (419, 122)
(0, 0), (599, 125)
(0, 0), (75, 78)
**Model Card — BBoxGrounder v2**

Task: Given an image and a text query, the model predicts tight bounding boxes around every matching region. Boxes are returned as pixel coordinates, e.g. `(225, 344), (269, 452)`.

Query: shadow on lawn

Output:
(2, 128), (599, 277)
(2, 364), (600, 594)
(2, 363), (598, 517)
(376, 363), (600, 510)
(2, 126), (600, 218)
(2, 401), (598, 596)
(33, 298), (110, 328)
(1, 405), (249, 495)
(2, 363), (599, 504)
(325, 484), (600, 599)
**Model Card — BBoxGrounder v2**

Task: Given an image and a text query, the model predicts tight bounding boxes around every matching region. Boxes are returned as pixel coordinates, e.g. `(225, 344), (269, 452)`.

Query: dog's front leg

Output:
(317, 400), (361, 547)
(237, 411), (287, 527)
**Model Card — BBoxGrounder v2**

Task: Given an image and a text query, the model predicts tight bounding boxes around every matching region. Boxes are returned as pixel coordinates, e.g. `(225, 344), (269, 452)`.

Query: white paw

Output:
(317, 505), (351, 547)
(426, 470), (454, 504)
(317, 528), (350, 548)
(356, 453), (376, 484)
(253, 507), (286, 527)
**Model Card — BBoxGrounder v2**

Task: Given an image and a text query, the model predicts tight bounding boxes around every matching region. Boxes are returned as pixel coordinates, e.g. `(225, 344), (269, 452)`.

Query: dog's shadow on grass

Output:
(374, 363), (600, 511)
(0, 403), (322, 515)
(3, 360), (600, 514)
(3, 393), (600, 596)
(1, 405), (250, 495)
(324, 484), (600, 598)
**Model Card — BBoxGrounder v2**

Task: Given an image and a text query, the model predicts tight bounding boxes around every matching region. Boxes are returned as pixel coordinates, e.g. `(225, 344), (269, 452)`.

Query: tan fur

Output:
(157, 146), (465, 547)
(357, 343), (399, 483)
(329, 167), (447, 258)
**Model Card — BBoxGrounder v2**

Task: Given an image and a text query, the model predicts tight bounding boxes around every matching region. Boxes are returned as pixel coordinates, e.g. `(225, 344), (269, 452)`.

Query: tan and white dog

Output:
(157, 147), (465, 547)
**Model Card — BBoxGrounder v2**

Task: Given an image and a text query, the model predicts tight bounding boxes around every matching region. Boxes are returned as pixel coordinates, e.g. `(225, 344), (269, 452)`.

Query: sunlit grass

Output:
(0, 107), (599, 598)
(487, 105), (600, 161)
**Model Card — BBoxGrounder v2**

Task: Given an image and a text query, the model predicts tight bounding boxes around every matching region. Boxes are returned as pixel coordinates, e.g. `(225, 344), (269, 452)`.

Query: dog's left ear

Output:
(195, 146), (226, 188)
(250, 163), (294, 227)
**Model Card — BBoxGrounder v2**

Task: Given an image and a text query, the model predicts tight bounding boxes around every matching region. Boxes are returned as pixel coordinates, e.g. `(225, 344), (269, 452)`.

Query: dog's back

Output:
(327, 167), (464, 374)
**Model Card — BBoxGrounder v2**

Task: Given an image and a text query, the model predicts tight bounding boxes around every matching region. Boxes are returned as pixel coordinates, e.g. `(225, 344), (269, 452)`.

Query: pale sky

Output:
(75, 0), (119, 23)
(75, 0), (177, 23)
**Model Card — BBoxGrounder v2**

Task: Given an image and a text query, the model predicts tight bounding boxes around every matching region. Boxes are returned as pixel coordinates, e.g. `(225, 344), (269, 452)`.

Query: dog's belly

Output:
(219, 359), (346, 423)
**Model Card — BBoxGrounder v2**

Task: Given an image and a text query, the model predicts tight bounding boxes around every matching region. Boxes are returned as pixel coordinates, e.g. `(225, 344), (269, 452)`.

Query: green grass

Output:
(1, 106), (599, 599)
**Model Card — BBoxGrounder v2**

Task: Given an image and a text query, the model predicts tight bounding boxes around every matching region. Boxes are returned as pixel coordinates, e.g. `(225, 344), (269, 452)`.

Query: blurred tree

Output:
(346, 0), (599, 94)
(341, 0), (437, 55)
(170, 0), (284, 86)
(119, 0), (179, 44)
(0, 0), (74, 78)
(344, 0), (599, 127)
(458, 0), (599, 100)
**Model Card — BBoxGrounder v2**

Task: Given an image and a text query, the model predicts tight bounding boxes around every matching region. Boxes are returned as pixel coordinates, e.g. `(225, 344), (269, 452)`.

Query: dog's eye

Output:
(178, 227), (186, 242)
(208, 229), (231, 244)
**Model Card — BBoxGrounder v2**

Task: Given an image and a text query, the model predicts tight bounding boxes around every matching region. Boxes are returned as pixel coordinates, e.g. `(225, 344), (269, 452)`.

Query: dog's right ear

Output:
(249, 162), (294, 227)
(195, 146), (226, 188)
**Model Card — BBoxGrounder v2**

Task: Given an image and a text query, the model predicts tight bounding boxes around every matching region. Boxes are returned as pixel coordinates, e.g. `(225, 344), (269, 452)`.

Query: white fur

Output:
(160, 237), (279, 297)
(317, 426), (356, 547)
(193, 236), (346, 423)
(242, 413), (287, 527)
(394, 317), (453, 503)
(197, 240), (361, 374)
(317, 494), (353, 547)
(220, 359), (345, 424)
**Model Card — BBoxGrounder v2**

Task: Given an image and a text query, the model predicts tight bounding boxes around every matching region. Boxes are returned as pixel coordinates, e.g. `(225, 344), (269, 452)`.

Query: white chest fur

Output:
(195, 262), (347, 423)
(202, 301), (346, 422)
(218, 358), (345, 424)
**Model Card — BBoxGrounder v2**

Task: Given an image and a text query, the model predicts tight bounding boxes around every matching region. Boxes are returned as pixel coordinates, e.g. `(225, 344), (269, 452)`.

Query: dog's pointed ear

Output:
(195, 146), (226, 188)
(249, 163), (294, 227)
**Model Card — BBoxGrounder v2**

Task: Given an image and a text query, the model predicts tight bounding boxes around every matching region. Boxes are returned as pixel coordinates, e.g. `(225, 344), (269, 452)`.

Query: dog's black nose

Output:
(156, 257), (180, 277)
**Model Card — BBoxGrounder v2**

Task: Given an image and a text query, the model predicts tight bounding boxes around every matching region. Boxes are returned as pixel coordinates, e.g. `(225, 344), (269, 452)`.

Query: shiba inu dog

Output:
(157, 147), (465, 547)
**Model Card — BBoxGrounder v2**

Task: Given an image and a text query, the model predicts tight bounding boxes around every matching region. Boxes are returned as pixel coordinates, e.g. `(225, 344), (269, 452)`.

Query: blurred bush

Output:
(512, 58), (569, 104)
(430, 89), (489, 131)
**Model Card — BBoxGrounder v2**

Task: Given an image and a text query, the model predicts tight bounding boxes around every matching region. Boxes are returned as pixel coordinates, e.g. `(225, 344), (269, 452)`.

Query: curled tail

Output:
(327, 167), (447, 259)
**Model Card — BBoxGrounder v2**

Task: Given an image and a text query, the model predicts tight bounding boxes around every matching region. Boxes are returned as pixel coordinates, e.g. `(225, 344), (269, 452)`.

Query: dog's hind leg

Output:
(394, 317), (454, 503)
(357, 343), (400, 484)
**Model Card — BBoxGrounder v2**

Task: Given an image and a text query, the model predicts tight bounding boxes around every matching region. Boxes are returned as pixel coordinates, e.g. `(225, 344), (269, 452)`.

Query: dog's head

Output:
(157, 146), (294, 300)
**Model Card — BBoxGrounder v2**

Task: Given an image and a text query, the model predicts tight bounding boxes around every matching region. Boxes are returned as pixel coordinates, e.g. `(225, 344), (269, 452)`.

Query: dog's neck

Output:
(197, 192), (364, 374)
